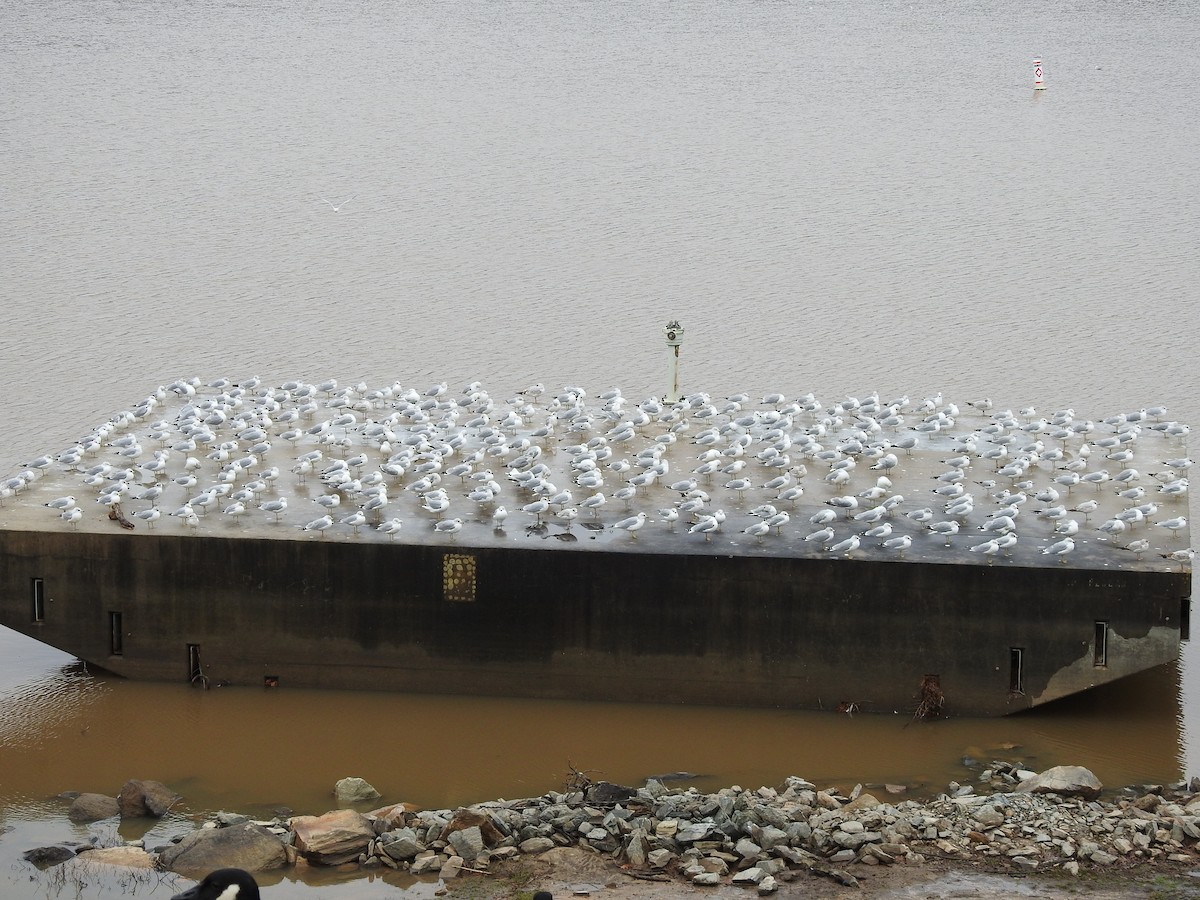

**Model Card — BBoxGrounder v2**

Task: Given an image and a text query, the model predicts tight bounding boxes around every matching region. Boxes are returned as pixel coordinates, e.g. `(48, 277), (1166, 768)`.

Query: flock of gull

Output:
(2, 376), (1194, 570)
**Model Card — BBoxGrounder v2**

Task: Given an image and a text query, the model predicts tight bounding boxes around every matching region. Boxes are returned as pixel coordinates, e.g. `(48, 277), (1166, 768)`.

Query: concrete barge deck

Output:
(0, 378), (1191, 715)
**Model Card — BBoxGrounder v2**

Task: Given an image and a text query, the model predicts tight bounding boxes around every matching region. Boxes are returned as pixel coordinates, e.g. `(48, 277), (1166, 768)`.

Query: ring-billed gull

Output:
(377, 518), (404, 539)
(829, 534), (860, 556)
(1041, 536), (1076, 562)
(927, 521), (959, 545)
(1156, 516), (1188, 540)
(804, 526), (835, 544)
(969, 539), (1002, 564)
(742, 521), (770, 540)
(301, 515), (334, 536)
(611, 512), (647, 537)
(433, 518), (464, 537)
(689, 515), (720, 540)
(260, 498), (288, 521)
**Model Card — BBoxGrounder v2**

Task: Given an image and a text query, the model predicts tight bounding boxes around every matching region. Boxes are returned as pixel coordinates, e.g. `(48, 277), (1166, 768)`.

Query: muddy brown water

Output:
(0, 628), (1187, 898)
(0, 633), (1183, 820)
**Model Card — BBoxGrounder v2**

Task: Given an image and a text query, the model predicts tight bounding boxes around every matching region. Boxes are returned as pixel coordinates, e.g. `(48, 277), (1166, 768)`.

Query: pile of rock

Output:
(27, 766), (1200, 892)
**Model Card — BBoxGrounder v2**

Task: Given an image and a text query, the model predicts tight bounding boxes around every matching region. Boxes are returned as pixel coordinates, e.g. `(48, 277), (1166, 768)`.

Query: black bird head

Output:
(171, 868), (260, 900)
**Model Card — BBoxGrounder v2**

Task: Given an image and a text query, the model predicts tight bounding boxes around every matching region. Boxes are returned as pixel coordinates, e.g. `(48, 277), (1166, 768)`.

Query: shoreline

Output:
(21, 763), (1200, 898)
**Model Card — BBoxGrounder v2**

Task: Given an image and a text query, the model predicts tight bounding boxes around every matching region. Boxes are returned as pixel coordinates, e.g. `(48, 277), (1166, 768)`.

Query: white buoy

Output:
(663, 320), (685, 403)
(1033, 58), (1045, 90)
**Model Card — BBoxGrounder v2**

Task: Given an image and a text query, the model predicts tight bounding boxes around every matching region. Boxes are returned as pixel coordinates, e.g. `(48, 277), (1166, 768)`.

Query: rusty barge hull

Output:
(0, 527), (1187, 716)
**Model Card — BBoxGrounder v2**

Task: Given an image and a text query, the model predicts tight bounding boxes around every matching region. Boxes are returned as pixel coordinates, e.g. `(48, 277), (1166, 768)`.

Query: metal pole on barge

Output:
(664, 320), (684, 403)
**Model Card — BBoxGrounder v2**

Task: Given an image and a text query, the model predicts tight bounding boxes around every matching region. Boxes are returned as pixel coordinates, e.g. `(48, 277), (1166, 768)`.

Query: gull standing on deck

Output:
(612, 511), (647, 537)
(1041, 536), (1076, 562)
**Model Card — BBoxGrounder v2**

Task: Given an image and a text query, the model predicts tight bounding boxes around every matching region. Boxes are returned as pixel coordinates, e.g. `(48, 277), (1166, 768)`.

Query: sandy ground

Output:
(440, 847), (1200, 900)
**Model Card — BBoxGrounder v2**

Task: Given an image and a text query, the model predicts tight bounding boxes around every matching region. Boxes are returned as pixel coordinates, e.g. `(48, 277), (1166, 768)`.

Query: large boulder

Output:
(159, 823), (289, 877)
(291, 809), (374, 865)
(334, 777), (381, 806)
(117, 780), (181, 818)
(68, 793), (120, 823)
(1014, 766), (1102, 801)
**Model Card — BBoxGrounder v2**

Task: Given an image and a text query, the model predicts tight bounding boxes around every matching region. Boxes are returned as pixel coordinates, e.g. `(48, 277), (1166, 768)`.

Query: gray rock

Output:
(735, 837), (762, 860)
(698, 856), (729, 874)
(440, 855), (463, 878)
(444, 808), (506, 848)
(973, 805), (1006, 828)
(831, 830), (871, 850)
(785, 821), (812, 844)
(757, 874), (779, 895)
(676, 822), (715, 842)
(68, 793), (119, 823)
(518, 836), (555, 854)
(448, 826), (484, 863)
(731, 867), (765, 884)
(410, 853), (443, 874)
(647, 847), (674, 868)
(758, 858), (786, 875)
(1089, 850), (1118, 865)
(380, 828), (425, 861)
(624, 828), (649, 869)
(334, 777), (381, 806)
(159, 823), (288, 877)
(758, 825), (789, 849)
(642, 779), (667, 799)
(692, 872), (721, 885)
(1014, 766), (1102, 801)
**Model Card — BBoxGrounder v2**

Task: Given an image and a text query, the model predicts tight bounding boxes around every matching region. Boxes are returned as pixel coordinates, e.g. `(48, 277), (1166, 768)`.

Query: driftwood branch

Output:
(108, 502), (135, 529)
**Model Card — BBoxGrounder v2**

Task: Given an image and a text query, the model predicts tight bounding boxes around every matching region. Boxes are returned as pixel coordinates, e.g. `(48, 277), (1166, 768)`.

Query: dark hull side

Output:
(0, 528), (1189, 716)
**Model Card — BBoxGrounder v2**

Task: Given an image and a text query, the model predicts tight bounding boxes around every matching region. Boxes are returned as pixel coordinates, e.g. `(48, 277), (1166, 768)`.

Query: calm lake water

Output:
(1, 0), (1196, 895)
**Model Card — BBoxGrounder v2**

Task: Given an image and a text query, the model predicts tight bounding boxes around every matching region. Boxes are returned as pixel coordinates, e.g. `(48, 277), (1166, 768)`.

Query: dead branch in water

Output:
(912, 674), (945, 722)
(564, 760), (599, 793)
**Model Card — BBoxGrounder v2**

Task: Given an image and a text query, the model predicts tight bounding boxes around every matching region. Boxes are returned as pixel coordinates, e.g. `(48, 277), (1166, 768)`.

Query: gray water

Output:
(1, 0), (1197, 896)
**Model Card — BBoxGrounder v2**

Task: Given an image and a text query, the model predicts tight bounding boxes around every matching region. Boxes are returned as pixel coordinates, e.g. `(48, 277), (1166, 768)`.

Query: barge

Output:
(0, 378), (1192, 716)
